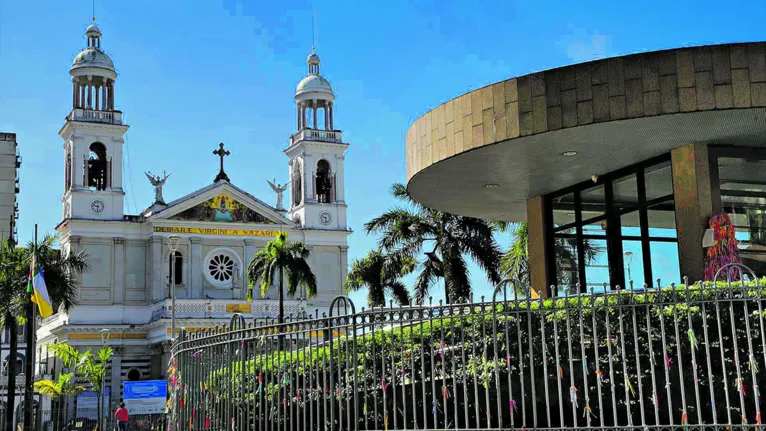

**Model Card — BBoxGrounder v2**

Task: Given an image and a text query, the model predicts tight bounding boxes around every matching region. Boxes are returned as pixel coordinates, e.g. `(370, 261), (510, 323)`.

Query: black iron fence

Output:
(37, 408), (165, 431)
(169, 265), (766, 430)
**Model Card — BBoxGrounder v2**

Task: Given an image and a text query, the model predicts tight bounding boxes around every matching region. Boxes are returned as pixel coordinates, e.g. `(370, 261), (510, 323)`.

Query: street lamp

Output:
(623, 251), (634, 284)
(99, 329), (110, 429)
(165, 236), (182, 340)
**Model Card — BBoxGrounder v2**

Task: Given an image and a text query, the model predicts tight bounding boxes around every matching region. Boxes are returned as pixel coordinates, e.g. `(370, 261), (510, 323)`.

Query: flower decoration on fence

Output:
(704, 213), (741, 281)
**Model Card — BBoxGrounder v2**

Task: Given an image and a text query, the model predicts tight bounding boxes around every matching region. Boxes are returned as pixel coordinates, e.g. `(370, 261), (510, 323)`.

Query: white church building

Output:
(37, 20), (351, 399)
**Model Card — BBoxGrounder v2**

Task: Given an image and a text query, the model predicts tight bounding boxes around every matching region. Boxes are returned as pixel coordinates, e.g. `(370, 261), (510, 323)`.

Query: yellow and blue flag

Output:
(28, 257), (53, 318)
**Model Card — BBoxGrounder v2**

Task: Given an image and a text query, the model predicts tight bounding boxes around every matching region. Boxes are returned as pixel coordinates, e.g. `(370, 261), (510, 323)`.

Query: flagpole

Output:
(23, 224), (37, 431)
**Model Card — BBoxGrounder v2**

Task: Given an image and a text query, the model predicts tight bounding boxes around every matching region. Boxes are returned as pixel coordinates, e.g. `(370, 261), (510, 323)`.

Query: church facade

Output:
(37, 21), (350, 399)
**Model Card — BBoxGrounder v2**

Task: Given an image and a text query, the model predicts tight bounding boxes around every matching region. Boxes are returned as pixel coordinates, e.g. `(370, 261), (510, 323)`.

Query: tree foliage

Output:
(247, 231), (317, 325)
(345, 250), (415, 307)
(365, 183), (503, 304)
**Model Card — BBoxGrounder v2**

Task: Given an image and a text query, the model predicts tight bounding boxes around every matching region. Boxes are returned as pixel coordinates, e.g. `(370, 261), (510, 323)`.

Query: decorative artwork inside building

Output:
(169, 194), (274, 224)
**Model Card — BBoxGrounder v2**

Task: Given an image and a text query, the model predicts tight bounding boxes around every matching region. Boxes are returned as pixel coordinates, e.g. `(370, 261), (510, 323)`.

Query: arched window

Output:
(87, 142), (109, 191)
(292, 162), (302, 207)
(127, 368), (141, 381)
(315, 159), (333, 203)
(168, 251), (183, 285)
(2, 353), (24, 376)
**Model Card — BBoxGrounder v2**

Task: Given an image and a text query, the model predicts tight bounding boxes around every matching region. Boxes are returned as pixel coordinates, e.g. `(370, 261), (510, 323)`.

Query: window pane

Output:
(584, 239), (609, 292)
(552, 192), (576, 229)
(647, 201), (677, 238)
(581, 184), (606, 219)
(554, 235), (579, 293)
(650, 241), (680, 286)
(718, 155), (766, 276)
(583, 217), (608, 236)
(613, 173), (639, 211)
(644, 160), (673, 201)
(622, 241), (646, 288)
(621, 211), (641, 236)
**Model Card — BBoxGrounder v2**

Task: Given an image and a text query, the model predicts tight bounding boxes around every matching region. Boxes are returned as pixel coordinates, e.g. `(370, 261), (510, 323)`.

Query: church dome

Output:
(85, 23), (102, 38)
(71, 48), (115, 73)
(295, 75), (333, 97)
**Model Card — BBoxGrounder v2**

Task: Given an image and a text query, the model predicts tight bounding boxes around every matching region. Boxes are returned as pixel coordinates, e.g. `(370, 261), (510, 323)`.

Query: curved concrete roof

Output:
(405, 42), (766, 221)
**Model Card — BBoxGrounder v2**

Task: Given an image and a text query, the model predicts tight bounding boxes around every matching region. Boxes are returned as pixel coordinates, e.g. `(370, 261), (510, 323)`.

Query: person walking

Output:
(115, 402), (129, 431)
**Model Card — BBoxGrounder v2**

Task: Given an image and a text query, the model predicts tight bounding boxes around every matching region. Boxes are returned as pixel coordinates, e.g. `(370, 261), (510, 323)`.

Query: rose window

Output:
(208, 253), (234, 282)
(203, 248), (242, 288)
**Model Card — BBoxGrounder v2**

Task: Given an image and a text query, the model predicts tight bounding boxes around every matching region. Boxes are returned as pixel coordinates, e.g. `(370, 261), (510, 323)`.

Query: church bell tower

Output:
(286, 49), (348, 230)
(60, 19), (128, 221)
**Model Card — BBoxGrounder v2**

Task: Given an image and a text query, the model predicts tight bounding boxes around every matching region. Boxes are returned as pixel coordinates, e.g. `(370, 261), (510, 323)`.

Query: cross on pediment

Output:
(213, 142), (231, 183)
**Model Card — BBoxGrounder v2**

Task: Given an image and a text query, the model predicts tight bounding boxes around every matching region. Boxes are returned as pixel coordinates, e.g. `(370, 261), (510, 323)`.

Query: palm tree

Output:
(0, 234), (88, 431)
(246, 231), (317, 325)
(365, 183), (503, 304)
(47, 343), (88, 425)
(78, 347), (113, 431)
(345, 250), (415, 307)
(34, 373), (85, 431)
(50, 345), (113, 431)
(0, 243), (26, 431)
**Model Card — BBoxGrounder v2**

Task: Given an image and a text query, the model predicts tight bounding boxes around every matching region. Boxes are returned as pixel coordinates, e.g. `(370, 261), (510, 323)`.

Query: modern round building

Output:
(405, 42), (766, 296)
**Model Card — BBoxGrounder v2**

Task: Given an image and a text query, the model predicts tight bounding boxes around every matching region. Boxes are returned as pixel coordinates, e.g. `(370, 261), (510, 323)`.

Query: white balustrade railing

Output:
(152, 298), (315, 320)
(68, 108), (123, 125)
(290, 128), (342, 145)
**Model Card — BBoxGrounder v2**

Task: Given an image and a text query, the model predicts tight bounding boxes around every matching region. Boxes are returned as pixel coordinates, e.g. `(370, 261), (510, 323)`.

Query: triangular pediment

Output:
(147, 182), (291, 226)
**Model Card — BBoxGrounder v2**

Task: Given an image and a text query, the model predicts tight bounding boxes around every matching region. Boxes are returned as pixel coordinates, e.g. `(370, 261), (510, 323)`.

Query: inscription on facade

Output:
(153, 226), (280, 237)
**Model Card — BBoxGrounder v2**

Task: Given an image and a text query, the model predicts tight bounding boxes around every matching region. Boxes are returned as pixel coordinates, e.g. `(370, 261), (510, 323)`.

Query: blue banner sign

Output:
(123, 380), (167, 414)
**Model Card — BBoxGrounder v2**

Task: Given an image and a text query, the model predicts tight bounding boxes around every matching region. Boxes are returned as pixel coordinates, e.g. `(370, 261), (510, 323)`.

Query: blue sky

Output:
(1, 0), (765, 306)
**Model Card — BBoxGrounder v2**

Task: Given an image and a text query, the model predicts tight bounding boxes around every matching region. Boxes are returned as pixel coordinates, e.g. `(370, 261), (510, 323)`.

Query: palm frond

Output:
(387, 280), (410, 306)
(441, 244), (471, 303)
(414, 257), (439, 305)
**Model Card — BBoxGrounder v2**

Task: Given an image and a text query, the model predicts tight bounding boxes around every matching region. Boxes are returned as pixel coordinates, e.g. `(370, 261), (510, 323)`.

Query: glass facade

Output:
(711, 147), (766, 276)
(546, 156), (680, 294)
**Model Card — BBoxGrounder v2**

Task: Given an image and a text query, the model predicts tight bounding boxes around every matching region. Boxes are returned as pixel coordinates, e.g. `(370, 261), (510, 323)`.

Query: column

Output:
(333, 155), (345, 203)
(329, 103), (334, 130)
(109, 347), (122, 407)
(190, 237), (203, 299)
(244, 239), (258, 299)
(101, 83), (107, 111)
(297, 103), (301, 130)
(81, 85), (86, 109)
(313, 100), (318, 128)
(72, 80), (77, 107)
(526, 196), (551, 298)
(70, 236), (83, 297)
(104, 80), (110, 111)
(302, 105), (307, 129)
(339, 246), (349, 296)
(113, 238), (125, 304)
(95, 84), (100, 110)
(110, 80), (115, 110)
(671, 143), (713, 282)
(324, 104), (328, 130)
(87, 76), (93, 109)
(150, 237), (164, 302)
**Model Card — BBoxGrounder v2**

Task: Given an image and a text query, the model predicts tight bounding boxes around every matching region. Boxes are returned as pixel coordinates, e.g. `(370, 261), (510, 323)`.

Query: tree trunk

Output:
(23, 302), (34, 431)
(5, 314), (17, 431)
(96, 391), (101, 431)
(54, 400), (60, 431)
(278, 266), (285, 350)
